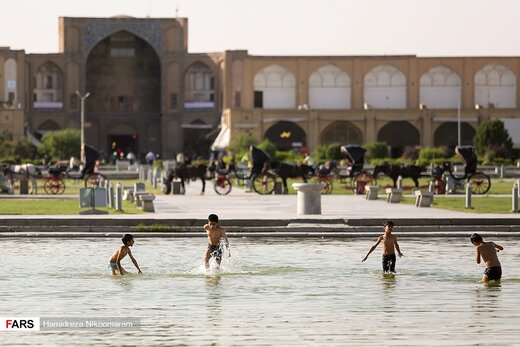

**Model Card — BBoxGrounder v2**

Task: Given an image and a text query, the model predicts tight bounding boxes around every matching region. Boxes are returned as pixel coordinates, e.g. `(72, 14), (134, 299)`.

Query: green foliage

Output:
(325, 143), (343, 160)
(365, 141), (389, 160)
(257, 139), (277, 159)
(274, 150), (303, 163)
(473, 119), (513, 156)
(0, 130), (36, 162)
(228, 133), (258, 156)
(419, 147), (446, 161)
(311, 145), (328, 162)
(38, 129), (80, 160)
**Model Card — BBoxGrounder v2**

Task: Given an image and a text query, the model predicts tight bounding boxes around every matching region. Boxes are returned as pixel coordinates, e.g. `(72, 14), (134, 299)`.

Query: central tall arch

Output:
(86, 30), (161, 158)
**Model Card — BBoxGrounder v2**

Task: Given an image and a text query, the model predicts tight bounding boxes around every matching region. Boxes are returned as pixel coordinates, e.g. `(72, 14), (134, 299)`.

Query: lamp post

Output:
(76, 90), (90, 163)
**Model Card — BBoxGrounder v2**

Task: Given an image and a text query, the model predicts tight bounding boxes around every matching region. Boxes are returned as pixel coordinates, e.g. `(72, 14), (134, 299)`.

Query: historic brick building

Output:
(1, 16), (520, 160)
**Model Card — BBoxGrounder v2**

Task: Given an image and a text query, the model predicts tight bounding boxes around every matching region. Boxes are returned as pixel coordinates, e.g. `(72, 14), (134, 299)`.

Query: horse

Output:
(1, 163), (40, 194)
(273, 162), (315, 194)
(373, 163), (423, 188)
(163, 162), (208, 195)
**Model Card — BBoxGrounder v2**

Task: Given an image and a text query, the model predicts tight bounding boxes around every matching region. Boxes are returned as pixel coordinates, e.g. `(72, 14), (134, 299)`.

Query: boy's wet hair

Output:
(470, 233), (483, 243)
(384, 220), (394, 228)
(208, 214), (219, 222)
(122, 234), (134, 245)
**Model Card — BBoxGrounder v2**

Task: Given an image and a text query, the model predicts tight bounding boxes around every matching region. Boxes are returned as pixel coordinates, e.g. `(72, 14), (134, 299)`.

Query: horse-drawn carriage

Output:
(239, 146), (314, 195)
(431, 145), (491, 194)
(313, 145), (375, 194)
(43, 145), (107, 194)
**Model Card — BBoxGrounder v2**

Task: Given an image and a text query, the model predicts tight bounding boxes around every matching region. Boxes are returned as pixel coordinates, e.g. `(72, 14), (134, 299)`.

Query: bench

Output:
(140, 194), (156, 212)
(365, 185), (379, 200)
(386, 188), (403, 203)
(415, 190), (434, 207)
(133, 191), (149, 208)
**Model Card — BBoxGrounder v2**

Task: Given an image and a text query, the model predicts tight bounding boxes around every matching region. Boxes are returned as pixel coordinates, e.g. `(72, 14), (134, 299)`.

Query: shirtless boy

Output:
(108, 234), (142, 275)
(471, 233), (503, 282)
(204, 214), (229, 269)
(362, 221), (403, 273)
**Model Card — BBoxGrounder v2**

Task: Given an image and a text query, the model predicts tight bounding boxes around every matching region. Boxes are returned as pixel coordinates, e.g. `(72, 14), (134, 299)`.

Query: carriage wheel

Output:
(214, 177), (232, 195)
(468, 172), (491, 194)
(312, 177), (333, 194)
(252, 173), (276, 195)
(43, 178), (66, 195)
(351, 172), (375, 194)
(85, 173), (108, 188)
(432, 177), (445, 194)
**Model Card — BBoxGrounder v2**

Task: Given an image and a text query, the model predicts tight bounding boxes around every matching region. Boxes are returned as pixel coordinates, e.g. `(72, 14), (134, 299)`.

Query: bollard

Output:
(108, 183), (115, 208)
(115, 182), (123, 211)
(465, 183), (472, 209)
(513, 183), (519, 212)
(397, 176), (403, 190)
(428, 181), (434, 193)
(292, 183), (322, 215)
(500, 165), (505, 179)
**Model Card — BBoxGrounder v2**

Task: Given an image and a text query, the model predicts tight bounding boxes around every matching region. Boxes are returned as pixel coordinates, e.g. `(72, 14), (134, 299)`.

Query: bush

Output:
(365, 141), (389, 160)
(419, 147), (446, 161)
(325, 143), (343, 161)
(257, 139), (277, 159)
(402, 146), (420, 160)
(38, 129), (80, 161)
(474, 119), (513, 156)
(228, 133), (258, 156)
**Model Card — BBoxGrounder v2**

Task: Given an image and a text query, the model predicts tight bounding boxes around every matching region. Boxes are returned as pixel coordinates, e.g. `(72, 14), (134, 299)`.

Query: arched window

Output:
(420, 66), (461, 109)
(364, 64), (406, 109)
(309, 65), (351, 109)
(4, 58), (17, 105)
(254, 65), (296, 109)
(184, 62), (215, 109)
(320, 121), (361, 145)
(475, 63), (516, 108)
(33, 62), (63, 109)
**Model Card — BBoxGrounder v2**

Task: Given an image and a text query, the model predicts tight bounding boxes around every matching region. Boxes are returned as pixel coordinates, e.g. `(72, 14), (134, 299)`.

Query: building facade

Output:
(1, 16), (520, 160)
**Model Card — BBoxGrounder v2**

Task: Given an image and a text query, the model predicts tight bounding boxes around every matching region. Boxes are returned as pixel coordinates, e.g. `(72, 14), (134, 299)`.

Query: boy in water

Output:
(362, 221), (403, 273)
(108, 234), (142, 276)
(470, 233), (503, 282)
(204, 214), (229, 269)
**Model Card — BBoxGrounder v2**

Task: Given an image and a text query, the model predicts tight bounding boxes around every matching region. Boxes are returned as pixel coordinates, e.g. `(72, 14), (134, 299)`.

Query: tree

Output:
(365, 141), (389, 160)
(473, 119), (513, 156)
(228, 133), (258, 155)
(38, 129), (80, 160)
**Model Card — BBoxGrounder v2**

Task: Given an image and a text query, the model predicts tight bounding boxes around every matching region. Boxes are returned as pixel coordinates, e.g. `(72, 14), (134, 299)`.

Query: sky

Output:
(1, 0), (520, 56)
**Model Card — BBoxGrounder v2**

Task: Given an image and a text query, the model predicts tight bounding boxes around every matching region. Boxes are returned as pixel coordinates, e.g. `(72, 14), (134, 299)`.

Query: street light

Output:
(76, 90), (90, 163)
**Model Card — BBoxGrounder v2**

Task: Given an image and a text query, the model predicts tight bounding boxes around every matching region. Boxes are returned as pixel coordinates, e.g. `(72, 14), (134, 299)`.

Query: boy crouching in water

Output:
(362, 221), (403, 273)
(204, 214), (229, 269)
(471, 233), (503, 282)
(109, 234), (143, 275)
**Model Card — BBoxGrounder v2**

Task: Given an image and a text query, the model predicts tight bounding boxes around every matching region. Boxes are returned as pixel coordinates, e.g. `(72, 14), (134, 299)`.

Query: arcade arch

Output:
(309, 65), (351, 109)
(320, 121), (361, 145)
(377, 121), (419, 157)
(364, 64), (406, 109)
(420, 65), (461, 109)
(475, 63), (516, 108)
(264, 121), (306, 151)
(253, 65), (296, 109)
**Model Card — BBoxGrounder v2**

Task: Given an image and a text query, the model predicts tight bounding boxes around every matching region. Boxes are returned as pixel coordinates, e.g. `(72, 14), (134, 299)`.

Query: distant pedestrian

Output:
(145, 151), (155, 165)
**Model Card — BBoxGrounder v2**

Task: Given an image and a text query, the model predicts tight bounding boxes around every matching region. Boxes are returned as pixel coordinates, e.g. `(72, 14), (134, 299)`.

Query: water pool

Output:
(1, 237), (520, 346)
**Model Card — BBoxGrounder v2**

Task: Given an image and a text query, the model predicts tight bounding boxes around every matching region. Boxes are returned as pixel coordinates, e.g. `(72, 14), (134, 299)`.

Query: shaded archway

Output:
(182, 119), (213, 159)
(265, 121), (306, 151)
(86, 30), (161, 155)
(320, 121), (362, 145)
(434, 122), (476, 147)
(377, 121), (419, 157)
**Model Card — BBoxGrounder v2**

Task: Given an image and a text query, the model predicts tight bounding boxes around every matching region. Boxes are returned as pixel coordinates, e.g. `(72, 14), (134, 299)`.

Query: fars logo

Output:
(0, 317), (40, 331)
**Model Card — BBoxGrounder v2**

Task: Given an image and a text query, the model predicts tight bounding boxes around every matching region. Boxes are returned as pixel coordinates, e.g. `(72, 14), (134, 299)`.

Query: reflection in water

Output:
(205, 274), (222, 327)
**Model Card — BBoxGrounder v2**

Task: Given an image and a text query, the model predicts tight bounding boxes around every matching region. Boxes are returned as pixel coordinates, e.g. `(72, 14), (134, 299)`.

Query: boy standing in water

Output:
(471, 233), (503, 282)
(108, 234), (143, 275)
(362, 221), (403, 273)
(204, 214), (229, 269)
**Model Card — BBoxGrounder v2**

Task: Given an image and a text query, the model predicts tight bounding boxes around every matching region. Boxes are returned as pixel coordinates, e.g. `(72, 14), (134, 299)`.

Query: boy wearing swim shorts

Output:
(471, 233), (503, 282)
(108, 234), (142, 275)
(204, 214), (229, 269)
(362, 221), (403, 273)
